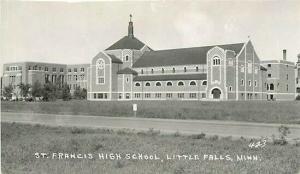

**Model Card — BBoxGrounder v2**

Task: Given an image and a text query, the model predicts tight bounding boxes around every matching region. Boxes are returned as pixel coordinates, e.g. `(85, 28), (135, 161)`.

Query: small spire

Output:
(128, 14), (134, 38)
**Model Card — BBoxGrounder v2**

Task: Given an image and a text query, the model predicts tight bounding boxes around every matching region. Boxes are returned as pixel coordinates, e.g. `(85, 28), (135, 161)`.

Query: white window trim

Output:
(135, 82), (141, 87)
(166, 81), (173, 86)
(202, 80), (207, 86)
(189, 80), (197, 86)
(177, 81), (185, 86)
(155, 81), (162, 87)
(145, 81), (151, 87)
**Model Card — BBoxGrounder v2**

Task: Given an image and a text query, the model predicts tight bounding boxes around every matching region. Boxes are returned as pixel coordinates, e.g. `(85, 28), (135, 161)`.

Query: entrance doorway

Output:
(211, 88), (221, 99)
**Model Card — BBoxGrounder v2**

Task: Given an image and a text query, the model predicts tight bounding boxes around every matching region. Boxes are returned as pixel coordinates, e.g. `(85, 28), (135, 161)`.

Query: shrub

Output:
(272, 125), (291, 145)
(191, 133), (206, 139)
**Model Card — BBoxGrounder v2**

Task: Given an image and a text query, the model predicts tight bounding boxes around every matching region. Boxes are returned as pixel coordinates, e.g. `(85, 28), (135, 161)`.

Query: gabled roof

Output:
(105, 36), (147, 50)
(132, 43), (245, 68)
(107, 54), (123, 64)
(117, 67), (138, 75)
(133, 74), (207, 81)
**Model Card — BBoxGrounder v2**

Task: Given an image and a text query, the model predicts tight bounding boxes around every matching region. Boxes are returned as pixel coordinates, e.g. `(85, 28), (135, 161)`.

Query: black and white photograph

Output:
(0, 0), (300, 173)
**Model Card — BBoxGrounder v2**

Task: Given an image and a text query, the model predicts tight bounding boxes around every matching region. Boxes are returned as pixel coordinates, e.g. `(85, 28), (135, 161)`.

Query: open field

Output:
(1, 122), (300, 174)
(1, 100), (300, 124)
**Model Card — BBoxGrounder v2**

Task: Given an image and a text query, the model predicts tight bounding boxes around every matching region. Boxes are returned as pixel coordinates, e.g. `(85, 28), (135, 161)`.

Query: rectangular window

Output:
(201, 93), (206, 98)
(119, 93), (122, 99)
(74, 75), (78, 81)
(52, 67), (56, 72)
(178, 93), (184, 98)
(248, 80), (251, 86)
(268, 64), (271, 67)
(189, 93), (197, 98)
(80, 68), (84, 72)
(155, 93), (161, 98)
(60, 68), (64, 72)
(126, 93), (130, 99)
(134, 93), (141, 98)
(145, 93), (151, 98)
(98, 93), (103, 99)
(68, 68), (71, 72)
(98, 77), (104, 84)
(94, 93), (97, 99)
(74, 68), (77, 72)
(45, 67), (48, 71)
(286, 85), (289, 91)
(166, 93), (172, 98)
(268, 74), (271, 78)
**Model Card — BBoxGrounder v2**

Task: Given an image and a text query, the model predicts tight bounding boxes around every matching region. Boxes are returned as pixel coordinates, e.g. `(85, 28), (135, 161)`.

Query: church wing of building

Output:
(87, 17), (270, 101)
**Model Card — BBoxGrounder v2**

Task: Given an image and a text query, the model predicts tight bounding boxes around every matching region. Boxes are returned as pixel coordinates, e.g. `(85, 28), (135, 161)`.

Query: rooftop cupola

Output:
(128, 14), (134, 38)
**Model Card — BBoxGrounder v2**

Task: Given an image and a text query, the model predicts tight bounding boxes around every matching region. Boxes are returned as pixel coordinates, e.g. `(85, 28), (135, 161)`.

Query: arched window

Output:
(125, 55), (129, 62)
(172, 68), (175, 73)
(196, 67), (199, 72)
(135, 83), (141, 87)
(189, 81), (196, 86)
(229, 86), (232, 91)
(202, 81), (207, 86)
(96, 58), (105, 84)
(145, 82), (151, 86)
(270, 83), (274, 90)
(184, 67), (187, 72)
(241, 79), (244, 86)
(167, 82), (173, 86)
(151, 69), (154, 74)
(213, 56), (221, 65)
(162, 68), (164, 73)
(155, 82), (161, 86)
(178, 81), (184, 86)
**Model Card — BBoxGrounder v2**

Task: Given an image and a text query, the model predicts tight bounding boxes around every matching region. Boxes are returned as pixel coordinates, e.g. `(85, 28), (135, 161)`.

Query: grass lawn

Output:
(1, 122), (300, 174)
(1, 100), (300, 124)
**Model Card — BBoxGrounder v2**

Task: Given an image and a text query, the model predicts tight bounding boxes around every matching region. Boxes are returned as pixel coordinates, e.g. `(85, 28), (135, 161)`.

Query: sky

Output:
(1, 0), (300, 75)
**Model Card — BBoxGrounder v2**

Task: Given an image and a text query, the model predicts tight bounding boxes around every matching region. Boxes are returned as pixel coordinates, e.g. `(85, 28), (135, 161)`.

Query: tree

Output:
(31, 81), (43, 99)
(18, 83), (31, 98)
(61, 83), (71, 101)
(42, 82), (56, 101)
(3, 85), (13, 99)
(73, 87), (87, 100)
(81, 88), (87, 99)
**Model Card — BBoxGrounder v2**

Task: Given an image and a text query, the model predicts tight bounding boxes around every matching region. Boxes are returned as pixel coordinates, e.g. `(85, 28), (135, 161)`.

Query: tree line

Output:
(3, 81), (87, 101)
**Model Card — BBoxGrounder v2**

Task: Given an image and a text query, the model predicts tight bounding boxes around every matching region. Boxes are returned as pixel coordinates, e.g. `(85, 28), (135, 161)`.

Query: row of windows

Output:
(241, 79), (258, 87)
(133, 93), (206, 99)
(267, 83), (289, 91)
(135, 81), (207, 87)
(67, 74), (85, 81)
(140, 66), (206, 74)
(68, 67), (85, 73)
(6, 66), (21, 71)
(267, 73), (289, 80)
(93, 93), (108, 99)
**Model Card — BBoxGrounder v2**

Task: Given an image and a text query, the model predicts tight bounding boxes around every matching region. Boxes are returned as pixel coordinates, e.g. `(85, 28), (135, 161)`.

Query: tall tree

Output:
(61, 83), (71, 101)
(31, 81), (43, 99)
(42, 82), (56, 101)
(18, 83), (31, 98)
(3, 85), (13, 99)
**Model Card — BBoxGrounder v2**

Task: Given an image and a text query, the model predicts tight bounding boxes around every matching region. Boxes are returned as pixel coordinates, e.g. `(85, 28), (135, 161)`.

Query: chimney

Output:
(283, 49), (287, 61)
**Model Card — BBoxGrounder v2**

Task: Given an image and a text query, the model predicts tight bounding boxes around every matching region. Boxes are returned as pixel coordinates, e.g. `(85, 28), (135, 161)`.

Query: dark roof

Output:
(107, 54), (123, 64)
(105, 36), (146, 50)
(260, 66), (267, 71)
(117, 67), (138, 75)
(133, 74), (207, 81)
(132, 43), (245, 68)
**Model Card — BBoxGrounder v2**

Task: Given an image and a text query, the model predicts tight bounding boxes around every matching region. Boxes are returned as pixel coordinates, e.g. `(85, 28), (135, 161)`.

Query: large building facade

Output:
(1, 17), (299, 101)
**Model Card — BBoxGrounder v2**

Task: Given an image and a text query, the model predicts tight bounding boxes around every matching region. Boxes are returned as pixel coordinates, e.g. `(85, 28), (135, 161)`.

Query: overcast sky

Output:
(1, 0), (300, 75)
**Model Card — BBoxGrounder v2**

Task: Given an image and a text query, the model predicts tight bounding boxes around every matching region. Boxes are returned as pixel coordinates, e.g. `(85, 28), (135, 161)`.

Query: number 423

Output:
(248, 138), (267, 148)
